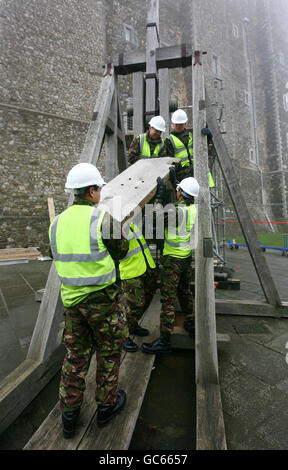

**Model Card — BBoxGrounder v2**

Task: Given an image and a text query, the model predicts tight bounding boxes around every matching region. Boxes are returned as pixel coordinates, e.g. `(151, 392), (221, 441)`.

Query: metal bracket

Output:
(146, 22), (160, 43)
(203, 238), (214, 258)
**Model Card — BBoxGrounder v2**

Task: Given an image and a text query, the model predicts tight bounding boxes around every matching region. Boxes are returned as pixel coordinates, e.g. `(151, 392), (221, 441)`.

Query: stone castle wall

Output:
(1, 0), (288, 253)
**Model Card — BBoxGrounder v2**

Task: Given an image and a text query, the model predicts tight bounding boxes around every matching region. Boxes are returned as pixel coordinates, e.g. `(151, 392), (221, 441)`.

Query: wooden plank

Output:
(206, 93), (282, 308)
(193, 50), (219, 385)
(105, 76), (119, 181)
(0, 247), (40, 260)
(24, 291), (161, 450)
(192, 38), (226, 449)
(133, 72), (145, 135)
(27, 262), (64, 362)
(145, 0), (159, 118)
(47, 197), (55, 223)
(79, 71), (115, 165)
(0, 345), (64, 435)
(116, 93), (129, 173)
(215, 299), (288, 318)
(197, 383), (227, 450)
(99, 156), (179, 224)
(113, 44), (192, 75)
(158, 68), (170, 138)
(155, 44), (192, 69)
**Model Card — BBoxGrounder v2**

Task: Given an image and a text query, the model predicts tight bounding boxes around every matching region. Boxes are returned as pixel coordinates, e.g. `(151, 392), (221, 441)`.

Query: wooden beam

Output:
(145, 0), (160, 119)
(206, 93), (282, 308)
(27, 262), (64, 362)
(116, 93), (129, 173)
(0, 345), (64, 435)
(215, 299), (288, 318)
(113, 44), (193, 75)
(105, 75), (119, 181)
(192, 44), (226, 449)
(47, 197), (55, 223)
(156, 44), (192, 69)
(79, 71), (115, 165)
(197, 383), (227, 450)
(133, 72), (145, 135)
(158, 68), (170, 138)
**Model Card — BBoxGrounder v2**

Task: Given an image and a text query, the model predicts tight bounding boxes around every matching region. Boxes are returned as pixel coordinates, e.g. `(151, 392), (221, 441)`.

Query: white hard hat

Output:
(149, 115), (166, 132)
(171, 109), (188, 124)
(65, 163), (106, 193)
(177, 177), (200, 197)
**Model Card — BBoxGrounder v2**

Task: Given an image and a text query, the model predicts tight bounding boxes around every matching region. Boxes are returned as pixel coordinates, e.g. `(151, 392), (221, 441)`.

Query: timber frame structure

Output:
(1, 0), (288, 451)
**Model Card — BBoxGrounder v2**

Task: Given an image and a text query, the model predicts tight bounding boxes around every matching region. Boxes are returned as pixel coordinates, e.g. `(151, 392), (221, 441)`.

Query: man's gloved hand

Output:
(169, 166), (178, 188)
(201, 127), (213, 139)
(155, 177), (165, 199)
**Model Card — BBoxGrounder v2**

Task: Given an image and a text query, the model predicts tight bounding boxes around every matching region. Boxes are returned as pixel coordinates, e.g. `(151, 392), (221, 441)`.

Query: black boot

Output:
(133, 324), (150, 337)
(97, 390), (126, 427)
(141, 335), (171, 354)
(62, 408), (80, 439)
(123, 337), (139, 352)
(184, 319), (195, 336)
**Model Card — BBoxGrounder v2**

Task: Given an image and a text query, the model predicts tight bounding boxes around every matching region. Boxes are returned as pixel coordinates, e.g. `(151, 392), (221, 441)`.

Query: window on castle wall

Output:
(283, 93), (288, 112)
(286, 132), (288, 148)
(233, 24), (239, 38)
(279, 53), (284, 65)
(212, 55), (220, 76)
(249, 148), (256, 163)
(244, 90), (250, 105)
(124, 25), (134, 43)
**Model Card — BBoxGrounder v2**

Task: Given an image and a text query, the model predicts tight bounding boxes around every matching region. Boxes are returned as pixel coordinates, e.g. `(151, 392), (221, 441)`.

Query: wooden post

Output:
(116, 94), (129, 173)
(193, 51), (226, 450)
(145, 0), (159, 123)
(47, 197), (55, 223)
(192, 0), (226, 447)
(158, 68), (170, 137)
(105, 74), (119, 181)
(133, 72), (145, 135)
(79, 70), (115, 164)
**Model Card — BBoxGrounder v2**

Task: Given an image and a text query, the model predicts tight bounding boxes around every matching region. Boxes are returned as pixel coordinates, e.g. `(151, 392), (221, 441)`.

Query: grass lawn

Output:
(230, 233), (288, 247)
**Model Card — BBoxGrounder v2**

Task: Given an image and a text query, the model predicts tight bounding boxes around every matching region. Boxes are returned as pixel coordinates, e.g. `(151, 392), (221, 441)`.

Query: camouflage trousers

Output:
(121, 267), (158, 333)
(59, 286), (128, 412)
(160, 255), (194, 336)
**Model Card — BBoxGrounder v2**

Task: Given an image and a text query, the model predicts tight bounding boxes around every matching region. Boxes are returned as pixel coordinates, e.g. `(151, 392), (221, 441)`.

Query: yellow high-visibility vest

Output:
(168, 133), (215, 187)
(163, 204), (197, 258)
(119, 223), (155, 280)
(49, 205), (116, 307)
(139, 133), (164, 158)
(167, 133), (193, 167)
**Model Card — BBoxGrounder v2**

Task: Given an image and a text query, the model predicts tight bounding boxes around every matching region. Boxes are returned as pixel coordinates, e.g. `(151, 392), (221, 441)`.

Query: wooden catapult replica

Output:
(1, 0), (287, 451)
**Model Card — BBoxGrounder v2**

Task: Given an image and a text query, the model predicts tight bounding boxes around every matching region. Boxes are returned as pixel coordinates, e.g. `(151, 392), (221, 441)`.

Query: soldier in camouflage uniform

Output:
(165, 109), (194, 183)
(119, 220), (158, 352)
(50, 163), (129, 437)
(141, 176), (199, 355)
(165, 109), (215, 188)
(128, 115), (166, 165)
